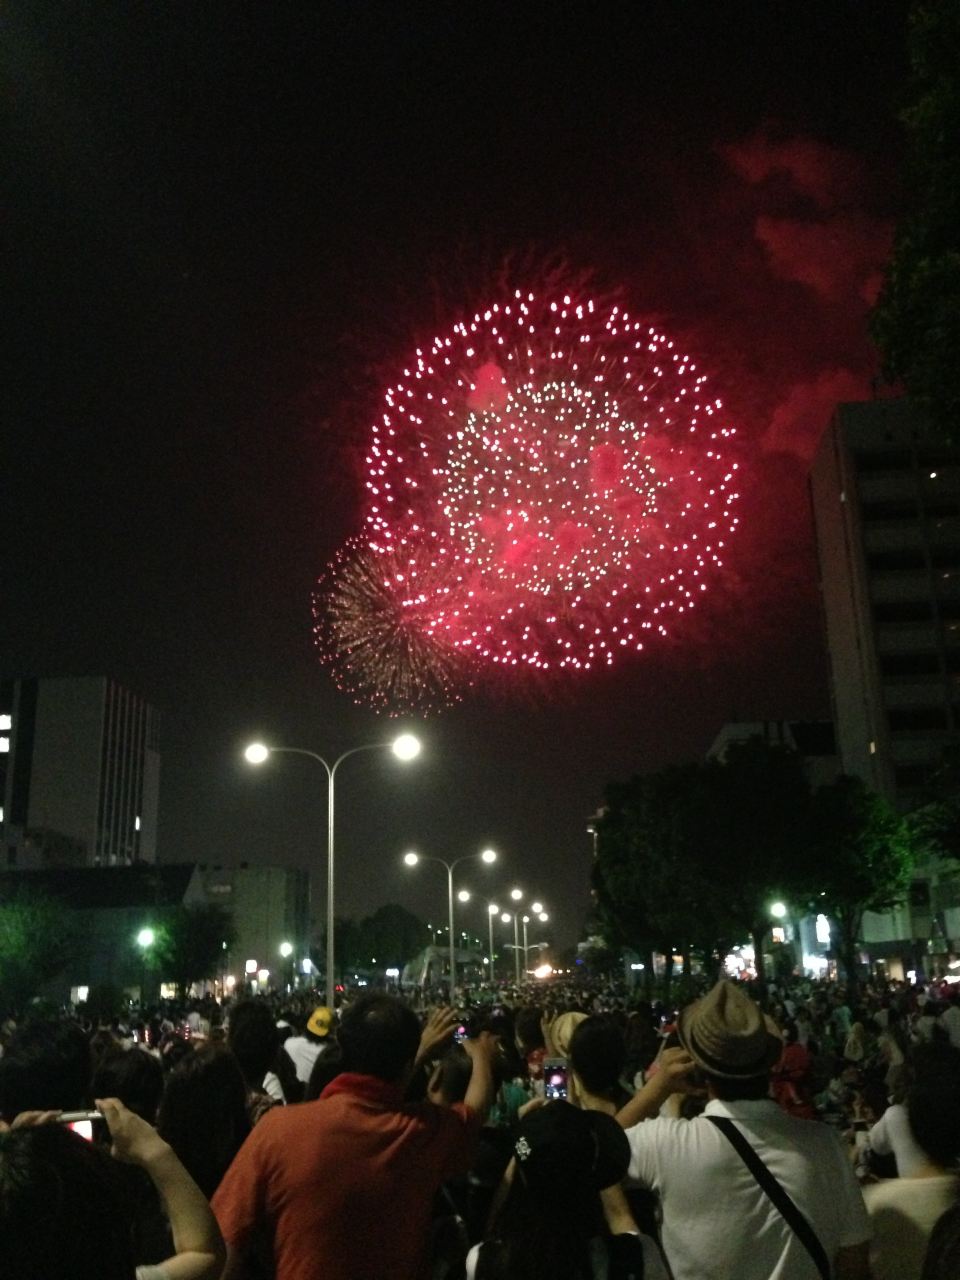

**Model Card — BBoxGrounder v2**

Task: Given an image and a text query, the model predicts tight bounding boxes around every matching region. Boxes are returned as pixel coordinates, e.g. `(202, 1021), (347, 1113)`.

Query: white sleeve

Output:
(625, 1119), (659, 1186)
(868, 1109), (892, 1157)
(464, 1243), (480, 1280)
(829, 1132), (871, 1248)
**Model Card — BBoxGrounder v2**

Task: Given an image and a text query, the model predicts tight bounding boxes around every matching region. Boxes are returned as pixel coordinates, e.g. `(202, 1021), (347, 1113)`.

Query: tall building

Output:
(0, 677), (160, 869)
(810, 399), (960, 972)
(199, 862), (311, 987)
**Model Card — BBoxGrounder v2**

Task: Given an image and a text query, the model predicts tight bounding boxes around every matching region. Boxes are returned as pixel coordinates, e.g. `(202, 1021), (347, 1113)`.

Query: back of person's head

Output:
(922, 1202), (960, 1280)
(0, 1018), (91, 1121)
(157, 1045), (251, 1198)
(304, 1042), (344, 1100)
(428, 1045), (472, 1106)
(336, 994), (420, 1083)
(227, 1000), (280, 1087)
(91, 1046), (164, 1124)
(514, 1006), (545, 1054)
(0, 1125), (134, 1280)
(569, 1016), (626, 1097)
(907, 1042), (960, 1169)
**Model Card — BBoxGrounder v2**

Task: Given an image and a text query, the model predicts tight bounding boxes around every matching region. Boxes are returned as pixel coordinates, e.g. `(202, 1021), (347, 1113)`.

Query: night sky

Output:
(3, 2), (910, 949)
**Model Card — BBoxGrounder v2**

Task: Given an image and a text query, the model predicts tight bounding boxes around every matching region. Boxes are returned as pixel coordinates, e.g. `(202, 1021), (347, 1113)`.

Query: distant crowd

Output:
(1, 971), (959, 1278)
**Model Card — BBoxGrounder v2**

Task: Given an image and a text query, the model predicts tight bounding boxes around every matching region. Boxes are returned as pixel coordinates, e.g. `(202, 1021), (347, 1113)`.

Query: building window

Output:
(0, 714), (10, 731)
(879, 653), (941, 677)
(867, 549), (926, 572)
(874, 601), (934, 623)
(888, 707), (949, 732)
(0, 738), (8, 753)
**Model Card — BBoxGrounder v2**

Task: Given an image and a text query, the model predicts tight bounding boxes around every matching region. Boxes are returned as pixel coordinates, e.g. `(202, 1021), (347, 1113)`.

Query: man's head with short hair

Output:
(336, 995), (421, 1083)
(0, 1019), (91, 1121)
(908, 1042), (960, 1170)
(569, 1016), (627, 1098)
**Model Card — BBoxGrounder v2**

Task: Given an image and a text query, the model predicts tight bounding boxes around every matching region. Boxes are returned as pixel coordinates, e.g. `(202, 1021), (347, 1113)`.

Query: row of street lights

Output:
(241, 733), (552, 1001)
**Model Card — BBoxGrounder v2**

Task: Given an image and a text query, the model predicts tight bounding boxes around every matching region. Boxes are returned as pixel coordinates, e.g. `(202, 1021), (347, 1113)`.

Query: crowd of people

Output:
(1, 971), (959, 1278)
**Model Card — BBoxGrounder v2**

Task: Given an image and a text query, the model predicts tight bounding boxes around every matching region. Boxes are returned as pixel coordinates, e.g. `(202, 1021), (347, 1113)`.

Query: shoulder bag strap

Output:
(706, 1115), (831, 1280)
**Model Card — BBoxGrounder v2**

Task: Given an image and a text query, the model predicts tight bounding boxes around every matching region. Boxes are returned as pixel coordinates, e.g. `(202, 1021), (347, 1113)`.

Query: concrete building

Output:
(0, 677), (160, 869)
(706, 720), (840, 791)
(199, 862), (311, 990)
(810, 399), (960, 974)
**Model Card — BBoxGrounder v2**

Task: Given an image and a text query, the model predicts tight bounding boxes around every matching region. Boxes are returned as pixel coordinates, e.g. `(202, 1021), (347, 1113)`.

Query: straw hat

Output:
(677, 981), (781, 1079)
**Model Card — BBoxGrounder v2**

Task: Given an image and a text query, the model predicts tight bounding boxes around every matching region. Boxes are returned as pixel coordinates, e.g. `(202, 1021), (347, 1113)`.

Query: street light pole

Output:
(245, 734), (420, 1010)
(404, 848), (496, 995)
(487, 903), (499, 983)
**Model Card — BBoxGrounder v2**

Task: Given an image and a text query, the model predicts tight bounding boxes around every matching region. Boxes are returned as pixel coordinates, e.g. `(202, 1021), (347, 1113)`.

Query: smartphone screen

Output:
(68, 1119), (95, 1141)
(544, 1061), (568, 1100)
(454, 1025), (467, 1043)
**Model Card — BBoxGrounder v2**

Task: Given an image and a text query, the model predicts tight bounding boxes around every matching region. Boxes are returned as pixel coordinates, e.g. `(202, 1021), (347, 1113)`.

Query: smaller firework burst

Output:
(313, 539), (475, 715)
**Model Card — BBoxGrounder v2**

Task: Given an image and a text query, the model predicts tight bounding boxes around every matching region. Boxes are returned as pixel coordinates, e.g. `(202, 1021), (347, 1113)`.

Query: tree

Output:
(359, 903), (428, 970)
(701, 739), (814, 987)
(805, 775), (915, 998)
(154, 903), (237, 997)
(593, 764), (743, 999)
(0, 891), (78, 1017)
(871, 3), (960, 437)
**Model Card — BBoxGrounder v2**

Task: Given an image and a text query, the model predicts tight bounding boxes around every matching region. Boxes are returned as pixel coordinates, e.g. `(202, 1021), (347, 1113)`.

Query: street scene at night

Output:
(3, 3), (960, 1278)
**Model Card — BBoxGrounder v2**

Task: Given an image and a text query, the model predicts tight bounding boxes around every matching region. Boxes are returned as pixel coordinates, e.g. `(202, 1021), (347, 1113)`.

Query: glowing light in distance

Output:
(244, 742), (270, 765)
(501, 912), (511, 924)
(510, 887), (523, 901)
(481, 848), (497, 863)
(534, 963), (553, 979)
(137, 928), (155, 948)
(770, 901), (787, 919)
(488, 903), (500, 915)
(457, 889), (471, 903)
(531, 901), (543, 914)
(244, 959), (258, 974)
(392, 733), (422, 760)
(539, 912), (549, 923)
(403, 851), (419, 866)
(279, 941), (293, 958)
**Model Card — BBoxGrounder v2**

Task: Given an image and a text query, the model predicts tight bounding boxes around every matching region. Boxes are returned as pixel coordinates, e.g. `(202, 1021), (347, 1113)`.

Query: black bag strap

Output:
(706, 1115), (831, 1280)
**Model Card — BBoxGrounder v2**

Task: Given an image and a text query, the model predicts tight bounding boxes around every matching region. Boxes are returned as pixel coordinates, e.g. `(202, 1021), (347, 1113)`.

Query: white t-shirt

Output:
(283, 1034), (324, 1084)
(868, 1104), (927, 1178)
(625, 1098), (870, 1280)
(941, 1003), (960, 1049)
(464, 1234), (669, 1279)
(863, 1174), (959, 1280)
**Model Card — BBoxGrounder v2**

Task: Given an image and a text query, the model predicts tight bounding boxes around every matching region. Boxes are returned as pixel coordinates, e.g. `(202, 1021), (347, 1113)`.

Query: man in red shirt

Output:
(213, 994), (495, 1280)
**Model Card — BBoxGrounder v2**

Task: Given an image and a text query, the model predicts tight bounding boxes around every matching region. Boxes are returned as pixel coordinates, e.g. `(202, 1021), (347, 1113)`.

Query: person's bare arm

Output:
(416, 1006), (459, 1066)
(616, 1047), (699, 1128)
(97, 1097), (225, 1280)
(834, 1241), (870, 1280)
(600, 1183), (638, 1235)
(463, 1031), (497, 1118)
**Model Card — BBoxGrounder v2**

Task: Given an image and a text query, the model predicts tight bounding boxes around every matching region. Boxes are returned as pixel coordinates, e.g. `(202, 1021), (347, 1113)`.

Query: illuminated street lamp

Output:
(403, 847), (497, 993)
(136, 927), (155, 1004)
(244, 733), (421, 1008)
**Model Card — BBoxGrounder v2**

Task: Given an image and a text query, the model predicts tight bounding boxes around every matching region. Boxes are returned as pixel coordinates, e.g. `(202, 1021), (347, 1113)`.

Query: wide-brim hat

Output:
(677, 981), (781, 1080)
(514, 1100), (629, 1193)
(306, 1006), (334, 1037)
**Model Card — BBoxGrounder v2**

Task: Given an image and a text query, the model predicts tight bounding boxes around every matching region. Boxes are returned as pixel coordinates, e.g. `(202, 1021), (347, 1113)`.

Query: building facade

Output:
(0, 677), (160, 868)
(810, 399), (960, 973)
(199, 862), (311, 989)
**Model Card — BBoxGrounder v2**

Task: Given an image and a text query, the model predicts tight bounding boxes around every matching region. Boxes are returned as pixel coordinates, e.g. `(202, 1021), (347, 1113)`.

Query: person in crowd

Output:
(468, 1098), (667, 1280)
(0, 1096), (224, 1280)
(618, 980), (870, 1279)
(568, 1015), (632, 1113)
(863, 1043), (960, 1280)
(922, 1201), (960, 1280)
(282, 1005), (334, 1084)
(157, 1044), (251, 1199)
(0, 1016), (91, 1120)
(93, 1044), (165, 1124)
(771, 1020), (815, 1120)
(226, 999), (282, 1124)
(939, 994), (960, 1050)
(213, 993), (497, 1280)
(514, 1005), (548, 1084)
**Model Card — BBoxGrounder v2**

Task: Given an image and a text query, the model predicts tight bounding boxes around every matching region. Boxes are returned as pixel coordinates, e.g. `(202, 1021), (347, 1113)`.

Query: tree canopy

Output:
(0, 891), (78, 1017)
(872, 2), (960, 436)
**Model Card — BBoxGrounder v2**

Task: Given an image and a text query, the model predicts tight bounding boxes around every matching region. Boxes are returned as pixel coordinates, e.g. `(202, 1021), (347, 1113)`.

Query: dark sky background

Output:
(3, 2), (910, 950)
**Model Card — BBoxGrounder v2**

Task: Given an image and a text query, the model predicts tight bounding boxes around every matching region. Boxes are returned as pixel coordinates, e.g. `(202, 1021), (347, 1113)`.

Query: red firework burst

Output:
(313, 539), (476, 715)
(361, 288), (739, 673)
